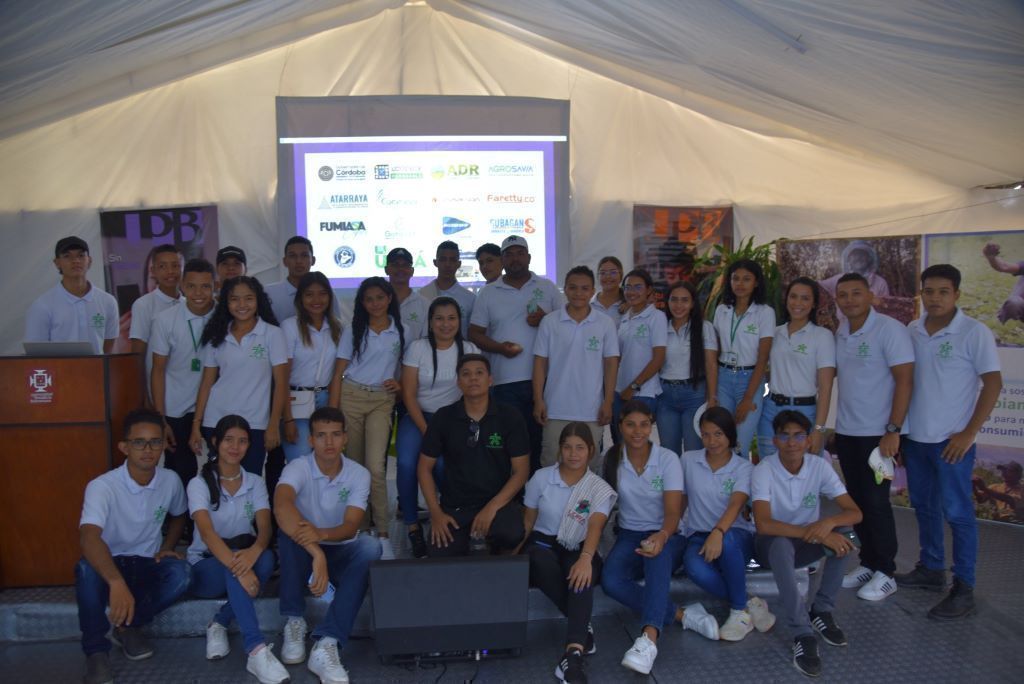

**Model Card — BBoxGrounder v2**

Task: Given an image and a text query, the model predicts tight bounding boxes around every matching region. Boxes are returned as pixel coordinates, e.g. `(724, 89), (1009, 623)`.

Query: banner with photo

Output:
(100, 206), (220, 352)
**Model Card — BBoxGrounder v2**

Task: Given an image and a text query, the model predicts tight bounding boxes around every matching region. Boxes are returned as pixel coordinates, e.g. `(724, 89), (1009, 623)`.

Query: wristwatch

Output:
(884, 422), (902, 434)
(629, 382), (642, 392)
(814, 424), (827, 434)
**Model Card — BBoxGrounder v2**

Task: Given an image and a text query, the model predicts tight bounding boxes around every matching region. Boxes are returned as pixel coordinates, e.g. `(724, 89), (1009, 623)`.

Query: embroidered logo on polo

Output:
(244, 500), (255, 522)
(721, 477), (736, 495)
(938, 341), (953, 360)
(801, 493), (817, 509)
(744, 323), (758, 334)
(587, 336), (600, 351)
(651, 475), (664, 492)
(250, 344), (267, 359)
(488, 433), (503, 448)
(635, 323), (649, 339)
(856, 342), (870, 358)
(391, 341), (401, 356)
(153, 505), (167, 523)
(795, 343), (808, 355)
(338, 487), (351, 504)
(408, 312), (420, 322)
(91, 313), (105, 329)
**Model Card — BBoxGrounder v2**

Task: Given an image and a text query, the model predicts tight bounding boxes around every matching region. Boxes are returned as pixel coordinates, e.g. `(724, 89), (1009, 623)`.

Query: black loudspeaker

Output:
(369, 555), (529, 661)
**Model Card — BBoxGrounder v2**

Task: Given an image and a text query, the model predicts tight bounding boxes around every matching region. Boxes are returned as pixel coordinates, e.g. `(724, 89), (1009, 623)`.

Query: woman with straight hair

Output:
(591, 256), (626, 327)
(396, 296), (479, 557)
(328, 276), (405, 559)
(658, 280), (719, 454)
(712, 259), (775, 458)
(190, 276), (288, 475)
(187, 415), (286, 683)
(521, 421), (617, 684)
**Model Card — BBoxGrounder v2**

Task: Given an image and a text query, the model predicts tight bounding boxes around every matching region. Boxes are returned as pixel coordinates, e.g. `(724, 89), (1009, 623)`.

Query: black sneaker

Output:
(111, 626), (154, 660)
(408, 526), (428, 559)
(555, 648), (587, 683)
(792, 636), (822, 678)
(809, 610), (847, 646)
(83, 652), (113, 684)
(895, 563), (945, 591)
(584, 623), (596, 655)
(928, 577), (976, 621)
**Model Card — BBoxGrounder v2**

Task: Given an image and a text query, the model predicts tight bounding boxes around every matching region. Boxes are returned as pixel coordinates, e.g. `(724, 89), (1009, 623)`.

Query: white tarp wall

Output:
(1, 3), (1022, 354)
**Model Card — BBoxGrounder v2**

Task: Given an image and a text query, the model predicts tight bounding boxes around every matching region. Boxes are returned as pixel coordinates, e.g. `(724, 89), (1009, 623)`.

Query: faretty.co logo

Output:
(442, 216), (471, 235)
(488, 193), (535, 204)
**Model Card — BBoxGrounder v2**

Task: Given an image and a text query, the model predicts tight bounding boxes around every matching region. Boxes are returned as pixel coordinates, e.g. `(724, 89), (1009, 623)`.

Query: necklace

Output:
(219, 472), (242, 482)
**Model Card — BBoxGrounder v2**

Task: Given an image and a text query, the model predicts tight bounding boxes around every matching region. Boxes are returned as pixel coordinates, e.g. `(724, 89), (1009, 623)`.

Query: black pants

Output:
(525, 532), (602, 647)
(835, 433), (897, 575)
(428, 501), (524, 557)
(164, 413), (198, 487)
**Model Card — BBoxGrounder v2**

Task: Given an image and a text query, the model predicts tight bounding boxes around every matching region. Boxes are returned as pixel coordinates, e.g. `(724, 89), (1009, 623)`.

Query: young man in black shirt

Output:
(417, 353), (530, 556)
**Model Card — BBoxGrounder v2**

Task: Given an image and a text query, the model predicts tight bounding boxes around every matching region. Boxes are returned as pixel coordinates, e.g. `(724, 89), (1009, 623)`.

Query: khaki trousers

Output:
(340, 383), (396, 531)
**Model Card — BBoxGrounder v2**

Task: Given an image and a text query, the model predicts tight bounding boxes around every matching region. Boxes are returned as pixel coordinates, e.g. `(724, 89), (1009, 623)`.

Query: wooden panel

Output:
(0, 426), (109, 587)
(0, 356), (106, 424)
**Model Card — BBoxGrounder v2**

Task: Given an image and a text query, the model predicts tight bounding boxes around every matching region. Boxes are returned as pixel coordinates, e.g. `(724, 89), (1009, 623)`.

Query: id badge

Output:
(191, 358), (201, 372)
(722, 351), (738, 366)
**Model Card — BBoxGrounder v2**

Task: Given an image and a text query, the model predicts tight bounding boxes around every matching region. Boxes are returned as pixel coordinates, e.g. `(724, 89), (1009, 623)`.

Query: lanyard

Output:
(728, 308), (748, 349)
(186, 318), (201, 354)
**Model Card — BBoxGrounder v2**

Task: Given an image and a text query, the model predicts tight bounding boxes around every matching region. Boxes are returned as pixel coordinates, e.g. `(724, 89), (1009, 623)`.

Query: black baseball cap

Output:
(216, 246), (247, 264)
(55, 236), (89, 257)
(386, 247), (413, 265)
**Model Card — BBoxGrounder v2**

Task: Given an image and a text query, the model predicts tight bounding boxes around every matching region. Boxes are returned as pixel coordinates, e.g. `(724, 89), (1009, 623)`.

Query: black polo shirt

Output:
(421, 398), (529, 510)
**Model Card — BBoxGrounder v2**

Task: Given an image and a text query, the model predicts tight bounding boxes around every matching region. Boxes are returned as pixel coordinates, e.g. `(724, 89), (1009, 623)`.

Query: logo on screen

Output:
(488, 193), (535, 204)
(320, 221), (366, 232)
(334, 246), (356, 268)
(488, 217), (536, 234)
(444, 164), (479, 178)
(374, 165), (389, 180)
(487, 164), (535, 176)
(333, 165), (366, 180)
(375, 164), (422, 180)
(320, 194), (368, 209)
(317, 166), (334, 181)
(432, 194), (482, 205)
(442, 217), (471, 235)
(376, 189), (418, 207)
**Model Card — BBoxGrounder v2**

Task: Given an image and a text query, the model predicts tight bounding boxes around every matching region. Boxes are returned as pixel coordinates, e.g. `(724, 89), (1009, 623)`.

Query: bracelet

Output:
(579, 550), (593, 559)
(712, 526), (727, 536)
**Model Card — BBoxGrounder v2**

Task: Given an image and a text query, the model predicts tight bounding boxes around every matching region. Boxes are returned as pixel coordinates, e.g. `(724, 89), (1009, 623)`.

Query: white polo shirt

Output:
(679, 449), (755, 535)
(186, 470), (269, 564)
(418, 280), (477, 337)
(129, 289), (180, 343)
(524, 465), (617, 536)
(79, 464), (187, 557)
(264, 279), (345, 329)
(202, 319), (288, 430)
(590, 295), (624, 329)
(399, 291), (429, 341)
(277, 454), (370, 545)
(615, 444), (683, 532)
(149, 304), (213, 418)
(535, 306), (620, 421)
(25, 282), (119, 354)
(661, 320), (718, 381)
(337, 317), (402, 386)
(768, 322), (836, 397)
(616, 304), (668, 397)
(907, 310), (1000, 443)
(712, 303), (775, 366)
(282, 316), (339, 389)
(470, 272), (564, 385)
(751, 453), (847, 527)
(403, 338), (480, 413)
(835, 308), (914, 436)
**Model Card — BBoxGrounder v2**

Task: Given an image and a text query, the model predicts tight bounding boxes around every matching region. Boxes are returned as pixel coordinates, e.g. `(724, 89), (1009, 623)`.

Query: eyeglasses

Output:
(467, 419), (481, 448)
(775, 433), (808, 444)
(623, 283), (646, 292)
(128, 438), (165, 451)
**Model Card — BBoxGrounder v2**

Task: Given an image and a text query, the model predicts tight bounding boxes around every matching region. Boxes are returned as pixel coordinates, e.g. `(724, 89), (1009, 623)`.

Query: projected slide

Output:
(289, 139), (557, 289)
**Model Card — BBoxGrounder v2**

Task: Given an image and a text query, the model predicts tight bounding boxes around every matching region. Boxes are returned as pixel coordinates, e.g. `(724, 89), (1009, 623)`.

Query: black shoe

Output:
(928, 578), (976, 621)
(584, 623), (596, 655)
(792, 636), (822, 678)
(83, 652), (113, 684)
(555, 648), (587, 683)
(111, 626), (154, 661)
(808, 610), (847, 647)
(408, 526), (428, 559)
(894, 563), (945, 591)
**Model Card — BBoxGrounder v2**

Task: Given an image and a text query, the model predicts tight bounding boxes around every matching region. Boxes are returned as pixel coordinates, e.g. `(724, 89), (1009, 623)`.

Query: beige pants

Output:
(541, 419), (605, 472)
(340, 383), (396, 532)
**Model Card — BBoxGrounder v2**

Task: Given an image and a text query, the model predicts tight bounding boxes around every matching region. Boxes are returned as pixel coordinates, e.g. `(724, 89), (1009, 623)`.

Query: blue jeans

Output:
(682, 528), (754, 610)
(757, 399), (817, 458)
(75, 555), (192, 655)
(601, 529), (684, 632)
(493, 380), (542, 472)
(656, 381), (706, 455)
(190, 550), (276, 652)
(610, 393), (658, 446)
(203, 426), (266, 475)
(903, 438), (978, 587)
(716, 368), (764, 459)
(282, 390), (330, 463)
(278, 532), (381, 644)
(395, 412), (445, 525)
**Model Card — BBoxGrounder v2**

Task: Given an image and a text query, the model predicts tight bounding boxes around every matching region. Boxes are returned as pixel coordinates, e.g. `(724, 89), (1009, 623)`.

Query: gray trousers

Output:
(755, 534), (849, 638)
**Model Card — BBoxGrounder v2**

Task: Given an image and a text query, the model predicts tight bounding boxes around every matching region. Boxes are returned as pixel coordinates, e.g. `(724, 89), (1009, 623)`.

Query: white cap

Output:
(501, 235), (529, 253)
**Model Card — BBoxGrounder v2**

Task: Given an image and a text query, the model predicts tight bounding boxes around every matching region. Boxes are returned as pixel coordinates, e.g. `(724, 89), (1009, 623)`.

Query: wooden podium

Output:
(0, 353), (144, 587)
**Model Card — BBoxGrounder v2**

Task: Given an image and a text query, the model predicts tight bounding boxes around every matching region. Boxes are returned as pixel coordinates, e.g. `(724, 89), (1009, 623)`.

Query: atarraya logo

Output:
(319, 193), (368, 209)
(442, 216), (471, 235)
(28, 368), (54, 404)
(317, 166), (334, 181)
(376, 189), (418, 207)
(375, 164), (422, 180)
(487, 193), (536, 204)
(334, 246), (356, 268)
(333, 165), (366, 180)
(487, 163), (535, 177)
(320, 221), (366, 232)
(488, 217), (535, 234)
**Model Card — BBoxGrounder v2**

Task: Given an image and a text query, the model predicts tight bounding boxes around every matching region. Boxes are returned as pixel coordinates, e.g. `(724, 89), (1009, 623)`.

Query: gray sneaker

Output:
(83, 652), (114, 684)
(111, 627), (154, 661)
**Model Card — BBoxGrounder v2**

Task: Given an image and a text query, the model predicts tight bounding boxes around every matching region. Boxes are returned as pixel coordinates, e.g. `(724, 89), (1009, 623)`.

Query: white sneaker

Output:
(842, 565), (873, 589)
(280, 617), (307, 665)
(747, 596), (776, 633)
(681, 602), (719, 640)
(620, 634), (657, 675)
(857, 571), (898, 601)
(719, 609), (754, 642)
(246, 644), (290, 684)
(379, 536), (395, 561)
(205, 622), (229, 660)
(308, 637), (350, 684)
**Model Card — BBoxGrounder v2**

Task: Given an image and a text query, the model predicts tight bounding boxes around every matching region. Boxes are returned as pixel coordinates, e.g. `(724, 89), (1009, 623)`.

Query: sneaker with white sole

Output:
(620, 634), (657, 675)
(308, 637), (350, 684)
(280, 616), (308, 665)
(857, 571), (897, 601)
(555, 647), (586, 683)
(681, 602), (719, 640)
(379, 536), (395, 560)
(792, 635), (822, 677)
(584, 622), (596, 655)
(842, 565), (873, 589)
(747, 596), (776, 633)
(719, 609), (754, 642)
(205, 622), (230, 660)
(246, 644), (290, 684)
